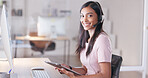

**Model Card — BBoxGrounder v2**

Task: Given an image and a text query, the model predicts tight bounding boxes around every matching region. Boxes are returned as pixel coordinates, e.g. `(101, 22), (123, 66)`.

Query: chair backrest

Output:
(29, 32), (56, 54)
(111, 54), (123, 78)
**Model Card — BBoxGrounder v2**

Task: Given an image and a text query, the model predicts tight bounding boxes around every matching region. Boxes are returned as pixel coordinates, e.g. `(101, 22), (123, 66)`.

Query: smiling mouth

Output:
(83, 23), (91, 27)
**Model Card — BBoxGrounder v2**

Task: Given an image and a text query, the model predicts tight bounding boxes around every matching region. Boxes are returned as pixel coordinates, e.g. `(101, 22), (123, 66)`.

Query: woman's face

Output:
(80, 6), (98, 30)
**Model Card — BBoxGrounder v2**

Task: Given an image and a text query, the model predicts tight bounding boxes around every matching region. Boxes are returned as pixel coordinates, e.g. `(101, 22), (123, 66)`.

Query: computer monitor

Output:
(0, 5), (13, 73)
(37, 16), (67, 38)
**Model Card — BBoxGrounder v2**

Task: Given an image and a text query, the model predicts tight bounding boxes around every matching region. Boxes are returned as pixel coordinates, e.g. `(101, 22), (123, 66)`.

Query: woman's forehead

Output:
(81, 7), (96, 15)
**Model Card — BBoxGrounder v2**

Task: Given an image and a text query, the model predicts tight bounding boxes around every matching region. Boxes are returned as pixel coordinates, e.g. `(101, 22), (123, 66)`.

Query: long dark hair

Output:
(76, 1), (104, 56)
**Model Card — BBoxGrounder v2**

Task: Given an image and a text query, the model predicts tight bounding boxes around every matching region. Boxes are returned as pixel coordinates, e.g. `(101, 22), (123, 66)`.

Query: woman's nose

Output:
(83, 16), (88, 22)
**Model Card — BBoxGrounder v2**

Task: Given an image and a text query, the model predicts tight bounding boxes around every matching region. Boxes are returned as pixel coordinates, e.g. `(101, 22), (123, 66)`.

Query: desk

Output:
(0, 58), (64, 78)
(15, 36), (70, 64)
(15, 36), (69, 41)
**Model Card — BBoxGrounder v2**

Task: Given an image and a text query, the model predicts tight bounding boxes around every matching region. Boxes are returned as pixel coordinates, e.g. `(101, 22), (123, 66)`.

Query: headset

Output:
(92, 2), (104, 27)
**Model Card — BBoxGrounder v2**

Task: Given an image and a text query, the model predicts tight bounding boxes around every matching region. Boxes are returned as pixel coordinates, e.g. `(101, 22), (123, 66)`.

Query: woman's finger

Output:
(61, 64), (69, 68)
(55, 67), (58, 70)
(56, 68), (64, 74)
(61, 68), (75, 77)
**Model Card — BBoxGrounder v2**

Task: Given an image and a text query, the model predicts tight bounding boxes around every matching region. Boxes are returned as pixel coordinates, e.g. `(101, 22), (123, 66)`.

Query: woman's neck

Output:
(88, 28), (95, 38)
(88, 29), (95, 43)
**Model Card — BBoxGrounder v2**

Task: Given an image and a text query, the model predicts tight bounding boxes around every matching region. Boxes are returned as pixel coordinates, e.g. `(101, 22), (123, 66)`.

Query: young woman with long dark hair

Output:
(57, 1), (112, 78)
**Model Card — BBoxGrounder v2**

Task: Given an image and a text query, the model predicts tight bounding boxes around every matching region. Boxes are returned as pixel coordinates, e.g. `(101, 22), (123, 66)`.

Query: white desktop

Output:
(37, 16), (67, 38)
(0, 5), (13, 74)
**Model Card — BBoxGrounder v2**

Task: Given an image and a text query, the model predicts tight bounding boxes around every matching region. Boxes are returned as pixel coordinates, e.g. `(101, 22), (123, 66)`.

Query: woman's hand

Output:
(57, 68), (76, 78)
(55, 64), (70, 74)
(55, 64), (76, 78)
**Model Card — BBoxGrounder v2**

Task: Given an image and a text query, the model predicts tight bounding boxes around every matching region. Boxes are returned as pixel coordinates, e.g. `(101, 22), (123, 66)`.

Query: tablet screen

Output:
(45, 61), (82, 76)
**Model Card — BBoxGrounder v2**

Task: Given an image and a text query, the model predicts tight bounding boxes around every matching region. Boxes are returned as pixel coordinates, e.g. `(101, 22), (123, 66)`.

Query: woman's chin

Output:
(84, 27), (95, 30)
(84, 28), (89, 30)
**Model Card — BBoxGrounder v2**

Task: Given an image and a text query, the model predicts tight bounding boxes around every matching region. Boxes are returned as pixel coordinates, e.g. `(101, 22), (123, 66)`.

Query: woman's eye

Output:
(80, 15), (84, 18)
(88, 15), (93, 17)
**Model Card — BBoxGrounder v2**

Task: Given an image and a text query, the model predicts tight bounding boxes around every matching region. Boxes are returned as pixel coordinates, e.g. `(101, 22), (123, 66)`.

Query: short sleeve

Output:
(97, 35), (112, 63)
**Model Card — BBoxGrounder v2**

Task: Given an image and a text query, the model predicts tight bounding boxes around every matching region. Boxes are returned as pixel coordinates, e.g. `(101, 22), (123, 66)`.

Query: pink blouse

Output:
(80, 32), (112, 75)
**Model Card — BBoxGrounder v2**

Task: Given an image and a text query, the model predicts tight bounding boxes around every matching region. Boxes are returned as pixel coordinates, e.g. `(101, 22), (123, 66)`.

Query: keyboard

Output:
(31, 69), (50, 78)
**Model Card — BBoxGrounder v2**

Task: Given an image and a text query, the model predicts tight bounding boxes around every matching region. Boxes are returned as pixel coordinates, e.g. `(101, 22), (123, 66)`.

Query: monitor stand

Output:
(0, 72), (18, 78)
(0, 72), (10, 78)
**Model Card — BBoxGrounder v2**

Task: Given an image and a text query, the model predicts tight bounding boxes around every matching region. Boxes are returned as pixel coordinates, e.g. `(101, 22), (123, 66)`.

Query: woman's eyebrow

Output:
(87, 12), (93, 14)
(80, 12), (93, 15)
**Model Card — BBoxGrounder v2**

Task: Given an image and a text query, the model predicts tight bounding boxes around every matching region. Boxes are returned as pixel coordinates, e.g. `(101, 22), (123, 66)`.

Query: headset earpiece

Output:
(92, 2), (104, 27)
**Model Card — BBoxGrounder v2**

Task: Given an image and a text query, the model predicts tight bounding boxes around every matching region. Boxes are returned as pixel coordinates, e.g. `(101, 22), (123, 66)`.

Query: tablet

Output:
(45, 61), (82, 76)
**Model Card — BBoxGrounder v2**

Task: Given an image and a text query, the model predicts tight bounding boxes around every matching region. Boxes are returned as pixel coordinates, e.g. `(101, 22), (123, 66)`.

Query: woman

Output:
(57, 1), (112, 78)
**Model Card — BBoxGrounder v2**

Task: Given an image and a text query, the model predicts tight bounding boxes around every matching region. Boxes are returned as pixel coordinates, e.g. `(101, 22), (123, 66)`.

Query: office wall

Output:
(99, 0), (143, 66)
(144, 0), (148, 76)
(11, 0), (26, 35)
(100, 0), (148, 76)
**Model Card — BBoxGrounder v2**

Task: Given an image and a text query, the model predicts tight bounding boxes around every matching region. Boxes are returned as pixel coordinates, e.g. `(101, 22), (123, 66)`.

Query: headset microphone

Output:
(92, 21), (100, 27)
(92, 18), (104, 27)
(93, 22), (98, 27)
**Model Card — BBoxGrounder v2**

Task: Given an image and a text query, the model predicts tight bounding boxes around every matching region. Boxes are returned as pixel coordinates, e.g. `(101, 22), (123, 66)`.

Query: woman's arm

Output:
(61, 62), (111, 78)
(71, 65), (87, 75)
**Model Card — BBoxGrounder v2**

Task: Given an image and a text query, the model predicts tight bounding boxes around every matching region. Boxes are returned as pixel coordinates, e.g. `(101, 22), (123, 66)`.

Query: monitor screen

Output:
(0, 5), (13, 73)
(37, 16), (67, 37)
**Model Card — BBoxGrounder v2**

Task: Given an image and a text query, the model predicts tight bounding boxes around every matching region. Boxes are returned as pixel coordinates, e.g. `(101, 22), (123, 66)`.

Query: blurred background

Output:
(0, 0), (147, 78)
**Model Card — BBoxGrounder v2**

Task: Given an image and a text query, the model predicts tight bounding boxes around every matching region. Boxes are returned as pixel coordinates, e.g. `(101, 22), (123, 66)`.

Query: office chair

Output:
(111, 54), (123, 78)
(29, 32), (56, 55)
